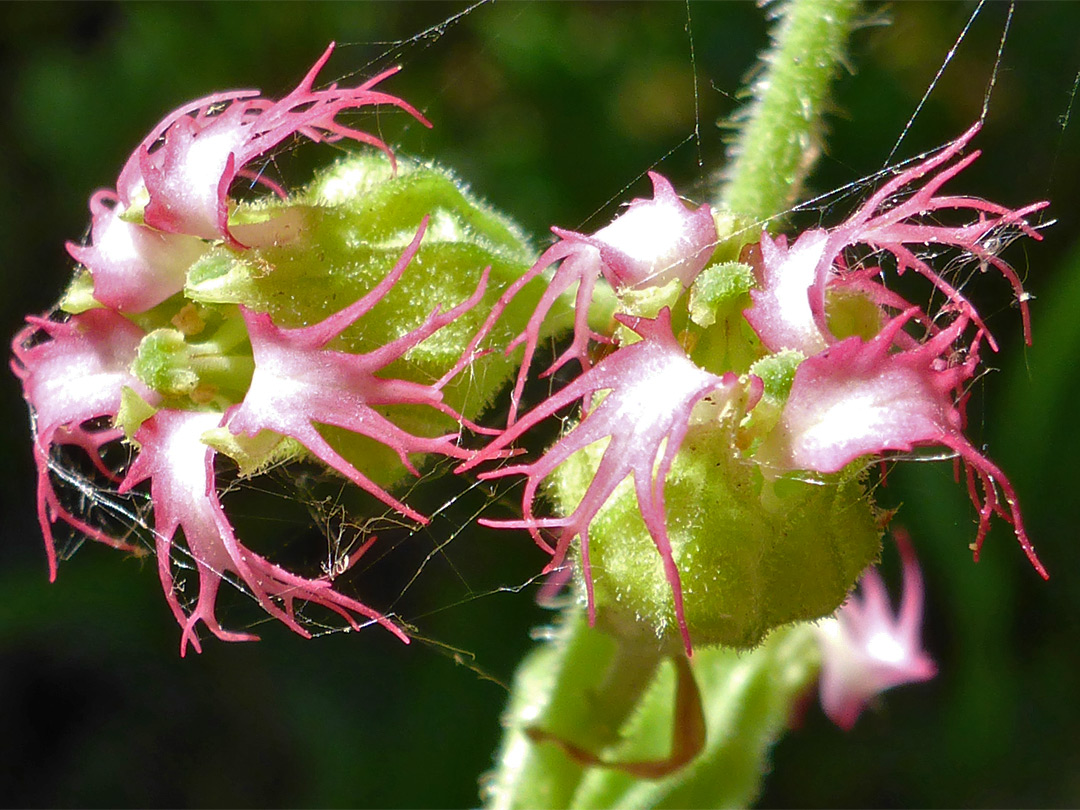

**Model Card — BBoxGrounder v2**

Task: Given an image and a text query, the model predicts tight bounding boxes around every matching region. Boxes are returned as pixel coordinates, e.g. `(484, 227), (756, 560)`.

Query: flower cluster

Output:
(14, 44), (1046, 673)
(462, 123), (1047, 655)
(11, 45), (496, 654)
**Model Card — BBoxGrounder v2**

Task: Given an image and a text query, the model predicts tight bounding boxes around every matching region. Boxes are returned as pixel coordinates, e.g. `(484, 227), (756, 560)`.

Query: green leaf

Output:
(569, 626), (820, 809)
(487, 609), (822, 810)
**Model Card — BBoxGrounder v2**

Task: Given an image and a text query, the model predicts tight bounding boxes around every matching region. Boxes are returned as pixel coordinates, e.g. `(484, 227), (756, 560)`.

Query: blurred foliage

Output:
(1, 2), (1079, 807)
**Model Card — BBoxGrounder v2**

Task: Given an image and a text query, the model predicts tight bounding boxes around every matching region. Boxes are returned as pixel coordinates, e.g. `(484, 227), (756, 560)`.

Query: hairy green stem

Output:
(718, 0), (859, 223)
(485, 609), (664, 810)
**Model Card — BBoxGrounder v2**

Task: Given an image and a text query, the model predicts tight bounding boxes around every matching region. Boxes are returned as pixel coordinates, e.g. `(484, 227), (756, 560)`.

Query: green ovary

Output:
(551, 427), (881, 652)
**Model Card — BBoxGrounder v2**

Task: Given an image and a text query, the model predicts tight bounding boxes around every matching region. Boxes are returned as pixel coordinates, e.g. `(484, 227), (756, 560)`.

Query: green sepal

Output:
(202, 427), (304, 478)
(59, 271), (103, 315)
(710, 210), (761, 264)
(686, 260), (760, 375)
(115, 386), (158, 440)
(304, 153), (535, 263)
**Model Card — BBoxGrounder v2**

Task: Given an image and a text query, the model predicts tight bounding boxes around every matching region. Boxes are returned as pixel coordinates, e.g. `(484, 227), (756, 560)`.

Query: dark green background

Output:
(2, 2), (1078, 807)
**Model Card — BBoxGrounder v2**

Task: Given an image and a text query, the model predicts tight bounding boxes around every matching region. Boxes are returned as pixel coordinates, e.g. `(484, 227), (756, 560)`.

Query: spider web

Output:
(35, 0), (1077, 683)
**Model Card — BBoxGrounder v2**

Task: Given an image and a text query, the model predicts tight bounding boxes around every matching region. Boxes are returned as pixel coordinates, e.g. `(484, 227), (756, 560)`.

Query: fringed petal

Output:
(764, 308), (1046, 577)
(816, 531), (937, 730)
(120, 409), (408, 656)
(11, 310), (157, 578)
(123, 43), (431, 247)
(457, 172), (716, 425)
(744, 122), (1046, 355)
(66, 190), (208, 312)
(463, 308), (756, 656)
(227, 219), (488, 525)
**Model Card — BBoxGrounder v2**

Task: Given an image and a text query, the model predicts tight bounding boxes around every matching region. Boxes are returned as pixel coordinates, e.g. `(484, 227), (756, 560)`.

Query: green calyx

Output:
(103, 151), (558, 494)
(185, 153), (549, 425)
(545, 215), (880, 654)
(551, 415), (881, 653)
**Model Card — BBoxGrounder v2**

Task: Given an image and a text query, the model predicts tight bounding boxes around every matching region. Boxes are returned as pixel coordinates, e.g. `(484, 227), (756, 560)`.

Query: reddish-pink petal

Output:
(11, 310), (157, 579)
(455, 172), (715, 426)
(816, 531), (937, 730)
(120, 43), (430, 246)
(744, 229), (832, 354)
(227, 219), (487, 526)
(586, 171), (716, 290)
(744, 123), (1046, 355)
(464, 308), (758, 656)
(764, 309), (1047, 577)
(120, 409), (408, 656)
(66, 190), (208, 312)
(764, 310), (968, 473)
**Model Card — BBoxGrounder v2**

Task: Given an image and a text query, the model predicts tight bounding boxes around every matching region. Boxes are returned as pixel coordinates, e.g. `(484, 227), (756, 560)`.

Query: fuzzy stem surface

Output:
(719, 0), (859, 223)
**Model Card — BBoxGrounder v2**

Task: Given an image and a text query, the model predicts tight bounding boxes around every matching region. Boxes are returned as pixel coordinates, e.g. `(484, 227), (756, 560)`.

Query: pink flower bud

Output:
(816, 532), (937, 730)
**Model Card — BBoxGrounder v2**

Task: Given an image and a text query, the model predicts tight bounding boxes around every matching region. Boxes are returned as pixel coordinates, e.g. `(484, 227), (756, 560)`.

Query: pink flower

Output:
(11, 305), (418, 653)
(227, 219), (489, 525)
(749, 123), (1048, 578)
(460, 308), (761, 656)
(14, 47), (466, 652)
(67, 43), (430, 313)
(117, 43), (428, 245)
(13, 225), (473, 653)
(10, 309), (158, 579)
(816, 531), (937, 730)
(66, 192), (209, 313)
(761, 309), (1046, 578)
(744, 121), (1047, 357)
(458, 172), (716, 425)
(120, 409), (408, 656)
